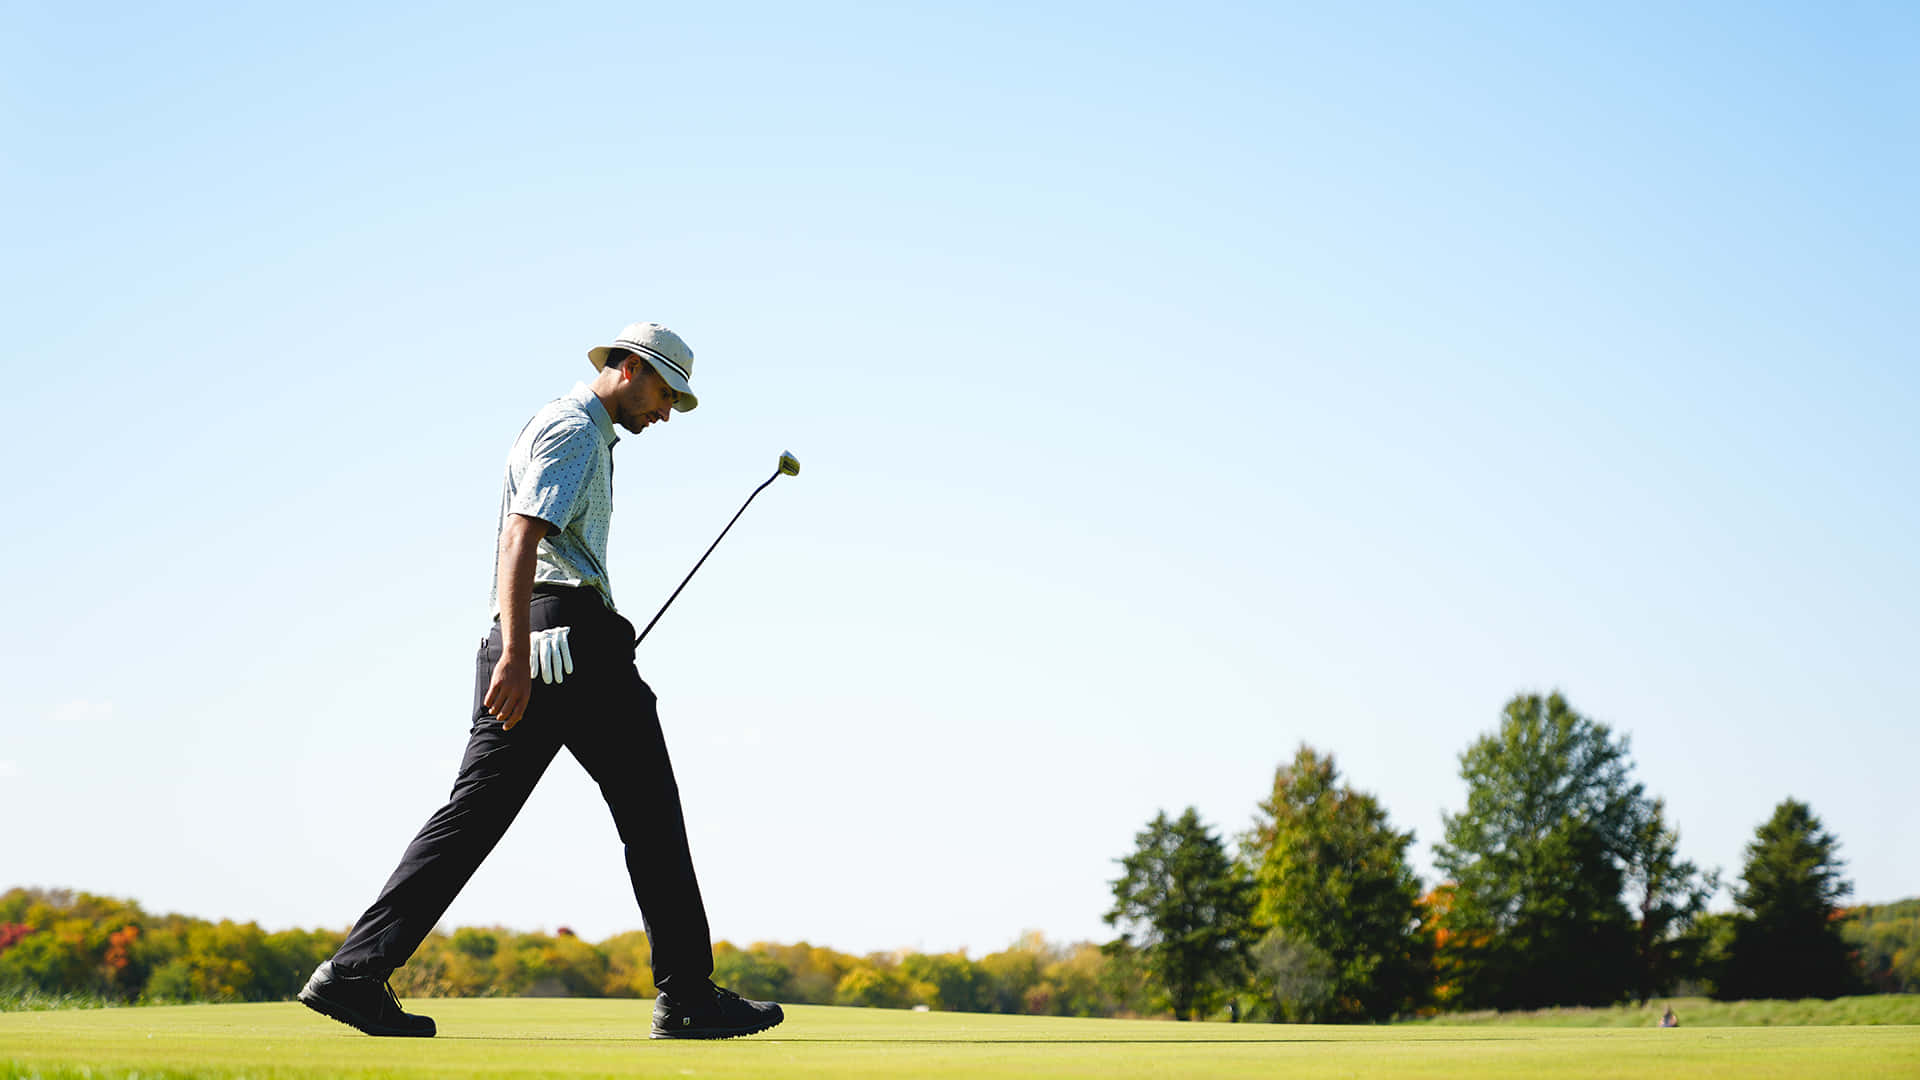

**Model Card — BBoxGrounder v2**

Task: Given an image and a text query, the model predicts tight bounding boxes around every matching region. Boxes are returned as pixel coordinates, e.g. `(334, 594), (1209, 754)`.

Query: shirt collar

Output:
(568, 382), (619, 449)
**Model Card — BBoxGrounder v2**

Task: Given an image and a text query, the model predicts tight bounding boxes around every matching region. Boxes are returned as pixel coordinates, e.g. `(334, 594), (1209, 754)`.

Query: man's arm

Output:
(484, 513), (554, 731)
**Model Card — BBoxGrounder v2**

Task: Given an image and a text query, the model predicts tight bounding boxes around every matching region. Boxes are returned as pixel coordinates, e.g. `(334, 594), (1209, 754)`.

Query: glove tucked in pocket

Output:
(531, 626), (574, 684)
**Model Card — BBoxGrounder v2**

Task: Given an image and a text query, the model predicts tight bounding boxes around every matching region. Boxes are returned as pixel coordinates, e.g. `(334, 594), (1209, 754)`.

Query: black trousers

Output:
(330, 586), (714, 993)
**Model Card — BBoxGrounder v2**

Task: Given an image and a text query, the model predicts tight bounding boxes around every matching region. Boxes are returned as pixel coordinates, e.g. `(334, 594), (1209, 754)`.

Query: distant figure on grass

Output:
(297, 322), (783, 1041)
(1661, 1005), (1679, 1028)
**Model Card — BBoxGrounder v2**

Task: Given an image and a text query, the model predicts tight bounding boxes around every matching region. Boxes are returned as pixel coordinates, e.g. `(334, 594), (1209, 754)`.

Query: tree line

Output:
(1106, 691), (1905, 1020)
(2, 692), (1914, 1016)
(0, 886), (1158, 1014)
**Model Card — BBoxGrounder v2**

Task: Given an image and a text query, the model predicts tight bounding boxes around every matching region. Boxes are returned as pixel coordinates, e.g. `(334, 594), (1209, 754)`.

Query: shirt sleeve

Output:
(508, 419), (602, 531)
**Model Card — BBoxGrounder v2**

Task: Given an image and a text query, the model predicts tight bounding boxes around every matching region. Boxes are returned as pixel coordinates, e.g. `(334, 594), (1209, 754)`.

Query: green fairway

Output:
(3, 1000), (1917, 1079)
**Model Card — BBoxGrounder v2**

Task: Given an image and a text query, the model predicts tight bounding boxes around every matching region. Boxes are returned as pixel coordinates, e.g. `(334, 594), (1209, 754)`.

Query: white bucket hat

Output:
(587, 322), (698, 412)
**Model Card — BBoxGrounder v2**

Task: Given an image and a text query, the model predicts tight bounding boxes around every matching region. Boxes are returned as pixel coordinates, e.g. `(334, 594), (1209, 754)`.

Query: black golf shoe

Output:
(298, 960), (436, 1037)
(651, 982), (784, 1039)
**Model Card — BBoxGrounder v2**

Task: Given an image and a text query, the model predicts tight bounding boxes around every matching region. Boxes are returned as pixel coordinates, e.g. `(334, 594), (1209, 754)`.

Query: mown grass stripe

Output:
(1, 1001), (1918, 1080)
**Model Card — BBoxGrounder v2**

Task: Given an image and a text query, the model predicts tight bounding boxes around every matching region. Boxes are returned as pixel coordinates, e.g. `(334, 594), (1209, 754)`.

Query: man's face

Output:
(613, 361), (680, 434)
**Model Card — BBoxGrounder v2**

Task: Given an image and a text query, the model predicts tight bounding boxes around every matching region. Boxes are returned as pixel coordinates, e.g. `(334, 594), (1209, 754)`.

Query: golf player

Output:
(298, 322), (784, 1040)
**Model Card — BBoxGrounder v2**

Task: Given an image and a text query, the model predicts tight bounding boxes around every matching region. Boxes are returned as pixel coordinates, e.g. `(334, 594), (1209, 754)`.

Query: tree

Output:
(1622, 798), (1719, 1003)
(834, 961), (918, 1008)
(1038, 942), (1114, 1017)
(1249, 929), (1335, 1021)
(978, 938), (1043, 1013)
(1421, 885), (1482, 1011)
(1843, 899), (1920, 994)
(899, 950), (982, 1012)
(1095, 938), (1159, 1017)
(1105, 807), (1254, 1020)
(1716, 798), (1858, 1001)
(712, 943), (796, 1003)
(598, 930), (655, 998)
(1240, 745), (1430, 1021)
(1433, 691), (1641, 1009)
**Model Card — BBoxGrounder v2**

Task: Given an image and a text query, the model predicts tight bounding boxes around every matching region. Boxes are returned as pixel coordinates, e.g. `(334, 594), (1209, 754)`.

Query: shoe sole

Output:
(298, 988), (437, 1038)
(650, 1014), (784, 1040)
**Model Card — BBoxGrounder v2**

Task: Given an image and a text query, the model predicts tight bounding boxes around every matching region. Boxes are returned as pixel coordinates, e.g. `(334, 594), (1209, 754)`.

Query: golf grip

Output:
(634, 467), (783, 646)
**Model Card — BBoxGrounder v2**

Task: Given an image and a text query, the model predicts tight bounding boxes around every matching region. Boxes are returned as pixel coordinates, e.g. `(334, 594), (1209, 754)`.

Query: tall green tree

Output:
(1716, 798), (1858, 1001)
(1105, 807), (1254, 1020)
(1622, 798), (1719, 1003)
(1434, 691), (1641, 1009)
(1240, 745), (1429, 1021)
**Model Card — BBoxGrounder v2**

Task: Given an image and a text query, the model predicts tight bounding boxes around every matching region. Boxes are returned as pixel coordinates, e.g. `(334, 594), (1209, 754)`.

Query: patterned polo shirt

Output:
(490, 383), (620, 616)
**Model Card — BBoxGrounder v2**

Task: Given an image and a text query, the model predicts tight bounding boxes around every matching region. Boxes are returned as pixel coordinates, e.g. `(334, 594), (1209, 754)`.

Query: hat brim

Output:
(588, 344), (698, 412)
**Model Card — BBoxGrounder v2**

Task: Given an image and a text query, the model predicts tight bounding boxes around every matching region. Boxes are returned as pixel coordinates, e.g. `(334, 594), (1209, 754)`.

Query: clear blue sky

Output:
(4, 2), (1915, 956)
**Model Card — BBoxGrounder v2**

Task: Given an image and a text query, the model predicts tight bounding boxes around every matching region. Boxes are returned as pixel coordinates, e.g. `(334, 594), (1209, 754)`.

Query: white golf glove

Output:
(530, 626), (574, 684)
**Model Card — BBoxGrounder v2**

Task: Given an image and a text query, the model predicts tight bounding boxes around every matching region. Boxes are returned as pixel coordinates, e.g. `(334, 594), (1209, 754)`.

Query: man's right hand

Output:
(484, 648), (534, 731)
(489, 512), (555, 732)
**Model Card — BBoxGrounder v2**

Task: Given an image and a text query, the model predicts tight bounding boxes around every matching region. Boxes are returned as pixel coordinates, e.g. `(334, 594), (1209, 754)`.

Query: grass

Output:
(2, 999), (1918, 1079)
(0, 986), (117, 1014)
(1408, 994), (1920, 1028)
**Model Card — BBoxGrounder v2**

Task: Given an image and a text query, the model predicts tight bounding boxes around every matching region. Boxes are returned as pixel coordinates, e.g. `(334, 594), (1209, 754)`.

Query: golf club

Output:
(634, 451), (801, 646)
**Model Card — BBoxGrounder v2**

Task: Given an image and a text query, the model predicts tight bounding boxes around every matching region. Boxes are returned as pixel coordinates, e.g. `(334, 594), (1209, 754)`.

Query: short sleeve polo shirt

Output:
(490, 383), (620, 616)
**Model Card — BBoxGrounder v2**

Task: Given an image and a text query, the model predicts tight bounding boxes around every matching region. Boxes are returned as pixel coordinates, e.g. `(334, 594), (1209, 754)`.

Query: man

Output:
(299, 322), (784, 1040)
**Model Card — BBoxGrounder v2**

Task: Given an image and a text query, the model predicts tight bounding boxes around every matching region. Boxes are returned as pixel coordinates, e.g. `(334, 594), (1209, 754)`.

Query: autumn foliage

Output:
(0, 887), (1138, 1015)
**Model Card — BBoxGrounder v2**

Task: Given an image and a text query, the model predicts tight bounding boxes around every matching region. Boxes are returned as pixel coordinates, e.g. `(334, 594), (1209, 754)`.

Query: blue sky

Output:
(3, 2), (1915, 955)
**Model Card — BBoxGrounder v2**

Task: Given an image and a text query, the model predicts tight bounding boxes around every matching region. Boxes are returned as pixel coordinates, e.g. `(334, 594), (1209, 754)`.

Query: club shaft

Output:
(634, 468), (782, 646)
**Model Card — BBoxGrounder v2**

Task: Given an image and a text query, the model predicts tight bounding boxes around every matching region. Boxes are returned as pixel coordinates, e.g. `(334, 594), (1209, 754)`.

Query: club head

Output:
(778, 451), (801, 477)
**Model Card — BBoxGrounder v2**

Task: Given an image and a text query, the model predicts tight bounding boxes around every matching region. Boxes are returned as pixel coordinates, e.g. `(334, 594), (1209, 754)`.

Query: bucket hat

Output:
(588, 322), (698, 412)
